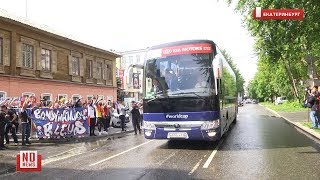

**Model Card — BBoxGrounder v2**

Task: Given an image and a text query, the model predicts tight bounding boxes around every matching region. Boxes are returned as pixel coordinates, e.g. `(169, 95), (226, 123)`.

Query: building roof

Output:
(0, 9), (120, 57)
(120, 48), (148, 55)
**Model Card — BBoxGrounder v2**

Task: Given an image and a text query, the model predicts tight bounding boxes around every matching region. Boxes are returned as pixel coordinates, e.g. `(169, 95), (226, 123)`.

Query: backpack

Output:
(304, 95), (313, 108)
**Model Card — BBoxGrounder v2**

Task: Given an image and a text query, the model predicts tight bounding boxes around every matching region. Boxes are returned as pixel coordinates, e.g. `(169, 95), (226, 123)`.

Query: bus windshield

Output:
(144, 53), (215, 99)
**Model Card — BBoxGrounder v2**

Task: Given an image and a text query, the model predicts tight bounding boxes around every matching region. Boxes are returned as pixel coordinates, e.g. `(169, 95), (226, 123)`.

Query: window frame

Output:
(87, 95), (94, 101)
(41, 93), (52, 102)
(41, 48), (51, 72)
(0, 91), (7, 100)
(105, 63), (113, 81)
(97, 61), (103, 79)
(22, 92), (35, 98)
(72, 94), (81, 103)
(58, 94), (68, 101)
(86, 59), (93, 79)
(97, 95), (104, 101)
(136, 55), (140, 64)
(22, 43), (34, 68)
(72, 56), (80, 76)
(0, 37), (3, 65)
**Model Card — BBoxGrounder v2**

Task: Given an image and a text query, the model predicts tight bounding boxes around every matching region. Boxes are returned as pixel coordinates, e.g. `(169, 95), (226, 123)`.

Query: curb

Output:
(14, 129), (135, 145)
(259, 104), (320, 141)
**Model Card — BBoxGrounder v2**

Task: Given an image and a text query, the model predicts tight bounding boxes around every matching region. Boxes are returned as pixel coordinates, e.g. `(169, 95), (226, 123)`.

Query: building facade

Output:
(116, 49), (147, 103)
(0, 13), (119, 103)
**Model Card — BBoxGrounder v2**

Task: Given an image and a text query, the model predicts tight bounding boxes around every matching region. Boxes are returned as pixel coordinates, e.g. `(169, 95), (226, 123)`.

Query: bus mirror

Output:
(213, 58), (223, 79)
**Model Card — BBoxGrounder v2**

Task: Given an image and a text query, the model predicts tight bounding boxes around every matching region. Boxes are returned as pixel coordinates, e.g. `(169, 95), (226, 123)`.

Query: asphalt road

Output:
(1, 104), (320, 180)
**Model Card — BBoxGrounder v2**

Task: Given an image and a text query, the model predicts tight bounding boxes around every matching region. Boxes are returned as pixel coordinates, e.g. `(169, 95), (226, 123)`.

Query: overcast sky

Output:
(0, 0), (257, 85)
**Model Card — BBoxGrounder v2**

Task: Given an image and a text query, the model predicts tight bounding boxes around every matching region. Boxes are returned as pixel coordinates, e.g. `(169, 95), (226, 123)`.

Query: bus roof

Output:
(148, 39), (216, 50)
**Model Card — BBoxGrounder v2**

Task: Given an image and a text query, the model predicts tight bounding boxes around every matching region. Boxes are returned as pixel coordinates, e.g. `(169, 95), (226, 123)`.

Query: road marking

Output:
(202, 139), (224, 168)
(156, 151), (178, 166)
(188, 158), (203, 175)
(89, 140), (154, 166)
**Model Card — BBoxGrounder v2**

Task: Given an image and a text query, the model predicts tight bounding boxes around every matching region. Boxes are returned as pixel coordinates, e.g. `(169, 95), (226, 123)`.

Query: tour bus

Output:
(142, 40), (238, 141)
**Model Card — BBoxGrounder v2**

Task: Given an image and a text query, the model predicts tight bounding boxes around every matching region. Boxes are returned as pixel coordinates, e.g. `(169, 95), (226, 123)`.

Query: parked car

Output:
(275, 96), (287, 105)
(110, 111), (130, 127)
(238, 101), (244, 106)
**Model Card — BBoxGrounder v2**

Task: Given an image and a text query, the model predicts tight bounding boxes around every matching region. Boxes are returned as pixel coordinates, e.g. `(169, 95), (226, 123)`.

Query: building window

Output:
(22, 43), (33, 68)
(72, 94), (80, 103)
(106, 64), (112, 81)
(40, 93), (52, 101)
(58, 94), (68, 101)
(121, 57), (126, 66)
(86, 60), (93, 78)
(41, 48), (51, 71)
(0, 91), (7, 100)
(0, 38), (3, 65)
(128, 56), (133, 64)
(97, 62), (103, 79)
(97, 95), (104, 101)
(87, 95), (94, 101)
(136, 55), (140, 64)
(22, 92), (35, 98)
(72, 56), (80, 76)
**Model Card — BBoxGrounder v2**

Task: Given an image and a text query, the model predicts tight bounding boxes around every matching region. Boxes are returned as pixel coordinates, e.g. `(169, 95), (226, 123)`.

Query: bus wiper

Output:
(170, 92), (206, 100)
(147, 92), (170, 103)
(147, 96), (160, 103)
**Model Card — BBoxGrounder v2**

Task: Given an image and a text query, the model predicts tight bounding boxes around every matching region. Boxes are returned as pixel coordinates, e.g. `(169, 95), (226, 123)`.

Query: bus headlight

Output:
(201, 120), (220, 130)
(143, 121), (156, 130)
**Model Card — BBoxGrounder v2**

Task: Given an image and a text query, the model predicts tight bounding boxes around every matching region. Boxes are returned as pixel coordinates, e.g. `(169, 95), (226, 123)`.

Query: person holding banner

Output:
(0, 109), (10, 150)
(96, 102), (104, 135)
(1, 105), (19, 145)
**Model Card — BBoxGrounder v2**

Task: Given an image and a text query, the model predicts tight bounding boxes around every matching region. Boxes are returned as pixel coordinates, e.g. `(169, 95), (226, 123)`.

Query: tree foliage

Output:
(227, 0), (320, 102)
(117, 77), (124, 101)
(221, 49), (245, 96)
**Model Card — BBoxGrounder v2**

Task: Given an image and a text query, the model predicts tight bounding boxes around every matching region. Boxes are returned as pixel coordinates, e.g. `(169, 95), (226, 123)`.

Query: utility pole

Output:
(25, 0), (28, 18)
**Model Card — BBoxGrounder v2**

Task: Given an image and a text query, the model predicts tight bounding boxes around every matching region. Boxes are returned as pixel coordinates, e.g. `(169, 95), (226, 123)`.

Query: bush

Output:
(282, 101), (305, 108)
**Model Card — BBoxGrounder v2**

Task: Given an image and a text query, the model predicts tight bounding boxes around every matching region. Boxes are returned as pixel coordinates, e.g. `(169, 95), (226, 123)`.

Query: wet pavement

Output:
(1, 104), (320, 179)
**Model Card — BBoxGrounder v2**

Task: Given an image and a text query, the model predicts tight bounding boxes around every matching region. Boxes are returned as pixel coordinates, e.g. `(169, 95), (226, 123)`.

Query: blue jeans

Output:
(309, 111), (319, 128)
(21, 123), (30, 144)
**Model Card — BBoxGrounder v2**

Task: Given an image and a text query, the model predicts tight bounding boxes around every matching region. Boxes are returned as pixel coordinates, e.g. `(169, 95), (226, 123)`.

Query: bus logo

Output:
(16, 151), (42, 172)
(253, 7), (304, 20)
(166, 114), (189, 119)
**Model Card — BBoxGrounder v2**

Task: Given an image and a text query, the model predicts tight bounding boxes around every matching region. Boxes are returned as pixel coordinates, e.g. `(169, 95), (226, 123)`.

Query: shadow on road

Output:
(1, 166), (192, 180)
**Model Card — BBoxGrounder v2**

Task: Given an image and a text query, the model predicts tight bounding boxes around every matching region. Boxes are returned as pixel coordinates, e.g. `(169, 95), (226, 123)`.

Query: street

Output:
(1, 104), (320, 180)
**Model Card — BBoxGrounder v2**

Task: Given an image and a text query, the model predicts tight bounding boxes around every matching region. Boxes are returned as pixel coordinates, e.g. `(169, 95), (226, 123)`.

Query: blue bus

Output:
(142, 40), (238, 141)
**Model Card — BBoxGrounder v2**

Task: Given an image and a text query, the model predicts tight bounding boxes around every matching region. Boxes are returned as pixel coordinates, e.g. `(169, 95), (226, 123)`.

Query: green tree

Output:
(221, 49), (245, 97)
(117, 77), (124, 101)
(226, 0), (320, 102)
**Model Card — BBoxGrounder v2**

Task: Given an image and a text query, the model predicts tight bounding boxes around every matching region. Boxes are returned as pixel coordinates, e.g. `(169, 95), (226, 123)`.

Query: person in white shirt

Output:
(118, 101), (128, 131)
(87, 98), (96, 136)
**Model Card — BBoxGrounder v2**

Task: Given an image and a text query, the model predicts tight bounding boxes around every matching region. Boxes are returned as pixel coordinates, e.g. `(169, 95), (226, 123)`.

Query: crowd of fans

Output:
(0, 95), (143, 150)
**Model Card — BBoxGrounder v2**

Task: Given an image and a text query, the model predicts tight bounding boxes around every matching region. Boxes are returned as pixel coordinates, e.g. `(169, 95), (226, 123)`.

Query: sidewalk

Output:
(0, 126), (136, 176)
(5, 125), (135, 145)
(261, 104), (320, 141)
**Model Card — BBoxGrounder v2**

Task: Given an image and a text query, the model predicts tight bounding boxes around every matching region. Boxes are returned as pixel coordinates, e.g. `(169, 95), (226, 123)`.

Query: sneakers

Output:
(99, 132), (102, 136)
